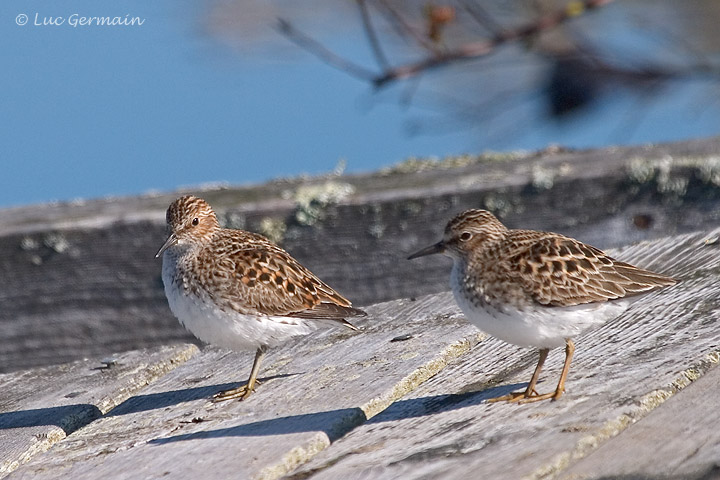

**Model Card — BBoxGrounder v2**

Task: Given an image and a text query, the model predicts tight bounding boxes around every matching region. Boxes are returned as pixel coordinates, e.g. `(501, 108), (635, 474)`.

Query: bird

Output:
(156, 195), (366, 401)
(408, 209), (677, 403)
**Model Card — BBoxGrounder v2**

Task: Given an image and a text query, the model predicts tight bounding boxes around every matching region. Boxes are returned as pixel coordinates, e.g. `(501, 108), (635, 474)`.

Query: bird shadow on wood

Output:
(149, 406), (368, 444)
(0, 374), (299, 433)
(148, 382), (525, 445)
(0, 404), (102, 434)
(104, 373), (300, 417)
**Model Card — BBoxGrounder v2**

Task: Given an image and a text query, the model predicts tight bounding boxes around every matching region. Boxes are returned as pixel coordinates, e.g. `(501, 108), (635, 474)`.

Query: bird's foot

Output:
(213, 380), (262, 402)
(488, 387), (563, 404)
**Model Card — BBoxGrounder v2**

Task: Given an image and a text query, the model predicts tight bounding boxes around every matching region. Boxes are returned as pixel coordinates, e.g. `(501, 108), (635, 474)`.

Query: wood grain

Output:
(4, 228), (720, 480)
(0, 344), (197, 478)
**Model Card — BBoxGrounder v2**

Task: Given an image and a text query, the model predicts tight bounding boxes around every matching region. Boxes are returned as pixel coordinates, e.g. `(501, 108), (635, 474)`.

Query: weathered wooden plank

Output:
(559, 359), (720, 480)
(0, 344), (198, 478)
(287, 228), (720, 479)
(7, 228), (719, 480)
(5, 295), (483, 480)
(3, 137), (720, 373)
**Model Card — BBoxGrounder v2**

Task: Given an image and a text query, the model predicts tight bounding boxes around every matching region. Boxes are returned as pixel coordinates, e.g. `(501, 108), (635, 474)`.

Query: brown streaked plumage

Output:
(409, 209), (676, 403)
(157, 195), (365, 401)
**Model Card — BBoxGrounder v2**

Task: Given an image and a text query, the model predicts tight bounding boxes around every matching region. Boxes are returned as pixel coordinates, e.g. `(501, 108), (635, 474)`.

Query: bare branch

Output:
(280, 0), (688, 93)
(373, 41), (493, 88)
(374, 0), (616, 87)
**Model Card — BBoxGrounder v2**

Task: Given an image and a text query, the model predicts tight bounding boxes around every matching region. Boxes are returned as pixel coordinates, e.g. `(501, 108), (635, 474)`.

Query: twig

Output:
(400, 75), (423, 107)
(460, 0), (505, 36)
(276, 18), (377, 82)
(375, 0), (438, 53)
(358, 0), (390, 70)
(373, 42), (493, 87)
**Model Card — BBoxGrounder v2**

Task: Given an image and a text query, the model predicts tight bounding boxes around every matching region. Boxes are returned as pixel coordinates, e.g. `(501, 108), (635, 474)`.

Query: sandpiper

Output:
(157, 195), (365, 401)
(408, 209), (677, 403)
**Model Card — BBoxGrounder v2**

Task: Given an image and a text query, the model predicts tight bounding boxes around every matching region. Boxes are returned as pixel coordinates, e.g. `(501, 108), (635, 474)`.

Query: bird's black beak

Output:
(155, 234), (177, 258)
(407, 241), (445, 260)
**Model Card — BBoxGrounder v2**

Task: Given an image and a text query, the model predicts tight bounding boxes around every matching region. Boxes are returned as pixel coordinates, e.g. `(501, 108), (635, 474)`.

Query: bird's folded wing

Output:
(500, 232), (677, 307)
(209, 240), (364, 321)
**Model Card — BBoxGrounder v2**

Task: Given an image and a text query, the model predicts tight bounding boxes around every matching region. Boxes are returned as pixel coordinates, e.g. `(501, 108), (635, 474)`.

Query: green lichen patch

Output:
(379, 152), (525, 175)
(627, 155), (720, 197)
(259, 217), (288, 244)
(293, 182), (356, 226)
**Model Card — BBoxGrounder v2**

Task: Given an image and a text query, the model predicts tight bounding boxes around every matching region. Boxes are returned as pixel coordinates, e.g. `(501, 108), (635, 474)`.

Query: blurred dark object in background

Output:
(244, 0), (720, 144)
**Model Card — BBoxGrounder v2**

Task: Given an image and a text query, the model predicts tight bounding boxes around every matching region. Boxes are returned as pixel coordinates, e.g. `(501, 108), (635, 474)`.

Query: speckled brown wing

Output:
(206, 231), (364, 324)
(500, 230), (677, 307)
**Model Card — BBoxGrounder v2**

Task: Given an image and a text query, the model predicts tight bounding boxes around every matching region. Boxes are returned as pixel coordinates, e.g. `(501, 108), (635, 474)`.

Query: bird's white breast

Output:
(450, 261), (629, 348)
(161, 252), (315, 351)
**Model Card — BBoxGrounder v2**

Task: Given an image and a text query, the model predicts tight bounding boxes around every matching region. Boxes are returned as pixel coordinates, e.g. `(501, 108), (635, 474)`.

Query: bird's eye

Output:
(459, 232), (472, 241)
(192, 217), (199, 226)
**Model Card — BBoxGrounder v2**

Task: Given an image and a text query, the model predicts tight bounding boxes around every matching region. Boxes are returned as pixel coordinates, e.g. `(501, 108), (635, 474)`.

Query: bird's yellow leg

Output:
(213, 347), (266, 402)
(516, 339), (574, 404)
(488, 348), (549, 403)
